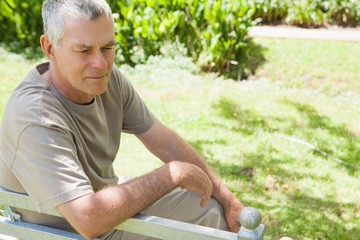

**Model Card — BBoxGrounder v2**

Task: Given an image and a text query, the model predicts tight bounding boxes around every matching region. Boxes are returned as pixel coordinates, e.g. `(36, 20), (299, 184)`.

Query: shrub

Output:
(246, 0), (291, 24)
(245, 0), (360, 27)
(328, 0), (360, 26)
(109, 0), (259, 80)
(0, 0), (43, 57)
(285, 0), (328, 27)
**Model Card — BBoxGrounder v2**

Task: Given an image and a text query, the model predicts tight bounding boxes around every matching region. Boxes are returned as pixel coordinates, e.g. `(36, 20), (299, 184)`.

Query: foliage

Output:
(246, 0), (291, 24)
(0, 0), (43, 57)
(108, 0), (259, 79)
(245, 0), (360, 27)
(328, 0), (360, 26)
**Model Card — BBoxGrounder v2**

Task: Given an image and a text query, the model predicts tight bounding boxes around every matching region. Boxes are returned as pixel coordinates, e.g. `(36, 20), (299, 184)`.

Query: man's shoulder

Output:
(10, 65), (61, 111)
(4, 66), (70, 128)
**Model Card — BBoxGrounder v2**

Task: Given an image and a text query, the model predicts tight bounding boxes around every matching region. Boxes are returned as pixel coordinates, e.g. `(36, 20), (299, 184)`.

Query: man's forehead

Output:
(62, 15), (115, 47)
(70, 39), (116, 47)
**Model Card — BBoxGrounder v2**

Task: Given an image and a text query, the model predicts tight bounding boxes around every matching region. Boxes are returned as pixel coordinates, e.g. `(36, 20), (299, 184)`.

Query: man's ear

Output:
(40, 35), (56, 61)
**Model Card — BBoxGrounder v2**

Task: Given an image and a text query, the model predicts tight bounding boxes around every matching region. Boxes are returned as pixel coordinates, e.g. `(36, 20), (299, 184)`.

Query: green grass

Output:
(1, 37), (359, 240)
(0, 48), (42, 116)
(253, 38), (360, 95)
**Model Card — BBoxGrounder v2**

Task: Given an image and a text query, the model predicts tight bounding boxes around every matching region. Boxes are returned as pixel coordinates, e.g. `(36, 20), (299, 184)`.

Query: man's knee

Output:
(197, 197), (229, 230)
(151, 188), (229, 230)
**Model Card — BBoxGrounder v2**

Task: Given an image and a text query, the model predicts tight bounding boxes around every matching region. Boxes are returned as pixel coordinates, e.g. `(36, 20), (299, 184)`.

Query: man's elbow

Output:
(79, 227), (103, 240)
(67, 209), (111, 239)
(57, 195), (112, 239)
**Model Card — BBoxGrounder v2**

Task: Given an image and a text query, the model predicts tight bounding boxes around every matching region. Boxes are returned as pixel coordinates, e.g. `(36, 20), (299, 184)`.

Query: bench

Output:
(0, 186), (267, 240)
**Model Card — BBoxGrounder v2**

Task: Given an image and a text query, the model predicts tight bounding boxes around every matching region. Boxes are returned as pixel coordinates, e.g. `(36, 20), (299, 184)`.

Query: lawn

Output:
(0, 37), (359, 240)
(253, 38), (360, 95)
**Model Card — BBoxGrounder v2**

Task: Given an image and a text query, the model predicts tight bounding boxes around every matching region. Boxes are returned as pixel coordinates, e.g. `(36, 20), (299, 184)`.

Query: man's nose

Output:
(90, 49), (107, 69)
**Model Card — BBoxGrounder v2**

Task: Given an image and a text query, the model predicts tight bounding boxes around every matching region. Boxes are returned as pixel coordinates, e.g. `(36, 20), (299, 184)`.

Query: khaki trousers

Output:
(102, 188), (229, 240)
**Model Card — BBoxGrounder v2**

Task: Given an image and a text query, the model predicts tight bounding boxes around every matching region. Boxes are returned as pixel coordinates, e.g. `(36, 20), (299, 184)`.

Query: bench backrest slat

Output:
(0, 188), (60, 217)
(116, 214), (236, 240)
(0, 216), (85, 240)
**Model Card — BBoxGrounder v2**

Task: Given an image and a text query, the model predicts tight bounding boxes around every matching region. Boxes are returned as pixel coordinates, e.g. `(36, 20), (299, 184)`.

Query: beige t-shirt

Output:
(0, 62), (154, 231)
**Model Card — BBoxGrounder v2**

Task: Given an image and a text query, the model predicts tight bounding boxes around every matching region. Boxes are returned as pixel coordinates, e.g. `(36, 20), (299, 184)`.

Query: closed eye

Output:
(78, 49), (90, 53)
(101, 46), (114, 50)
(75, 47), (91, 53)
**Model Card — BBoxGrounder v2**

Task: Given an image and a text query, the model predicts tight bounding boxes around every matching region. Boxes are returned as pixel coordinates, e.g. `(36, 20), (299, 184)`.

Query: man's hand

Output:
(168, 161), (213, 208)
(223, 199), (245, 232)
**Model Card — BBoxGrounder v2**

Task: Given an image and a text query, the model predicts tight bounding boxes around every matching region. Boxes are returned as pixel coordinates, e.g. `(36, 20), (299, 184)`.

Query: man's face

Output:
(51, 14), (116, 104)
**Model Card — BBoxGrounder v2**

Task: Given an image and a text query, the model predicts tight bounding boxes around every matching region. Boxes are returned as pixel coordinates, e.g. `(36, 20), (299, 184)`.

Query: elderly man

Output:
(0, 0), (244, 239)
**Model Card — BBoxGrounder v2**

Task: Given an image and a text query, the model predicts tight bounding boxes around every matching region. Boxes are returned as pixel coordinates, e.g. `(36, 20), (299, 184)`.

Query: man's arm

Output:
(57, 157), (212, 239)
(136, 119), (245, 232)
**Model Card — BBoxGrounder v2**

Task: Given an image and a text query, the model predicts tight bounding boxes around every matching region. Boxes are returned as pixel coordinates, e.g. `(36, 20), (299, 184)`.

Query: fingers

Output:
(224, 200), (244, 232)
(228, 218), (240, 232)
(169, 161), (213, 207)
(199, 176), (213, 208)
(182, 168), (212, 208)
(200, 195), (209, 208)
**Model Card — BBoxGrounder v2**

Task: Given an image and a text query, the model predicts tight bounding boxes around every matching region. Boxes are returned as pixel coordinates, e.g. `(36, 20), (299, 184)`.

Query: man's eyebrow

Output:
(73, 43), (91, 49)
(73, 41), (117, 49)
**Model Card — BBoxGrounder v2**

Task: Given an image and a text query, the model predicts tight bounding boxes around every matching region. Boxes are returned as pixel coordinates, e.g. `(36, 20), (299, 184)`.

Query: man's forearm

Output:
(58, 164), (178, 239)
(141, 124), (232, 204)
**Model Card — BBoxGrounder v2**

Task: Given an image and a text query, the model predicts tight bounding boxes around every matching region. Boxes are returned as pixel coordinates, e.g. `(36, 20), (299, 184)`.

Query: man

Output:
(0, 0), (244, 239)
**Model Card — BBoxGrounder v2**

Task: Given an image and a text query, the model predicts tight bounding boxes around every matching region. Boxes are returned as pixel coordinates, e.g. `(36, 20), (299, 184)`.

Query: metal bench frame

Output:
(0, 187), (265, 240)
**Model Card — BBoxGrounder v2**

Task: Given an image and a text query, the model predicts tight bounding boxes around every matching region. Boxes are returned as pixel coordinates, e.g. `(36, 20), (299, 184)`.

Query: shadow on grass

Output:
(188, 139), (229, 161)
(211, 96), (359, 173)
(265, 193), (360, 240)
(211, 97), (273, 135)
(207, 150), (360, 239)
(190, 96), (359, 239)
(221, 40), (267, 81)
(281, 99), (360, 175)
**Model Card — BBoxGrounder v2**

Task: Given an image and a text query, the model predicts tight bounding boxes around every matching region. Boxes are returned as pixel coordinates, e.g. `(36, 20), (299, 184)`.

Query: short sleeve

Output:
(10, 124), (94, 212)
(112, 68), (155, 134)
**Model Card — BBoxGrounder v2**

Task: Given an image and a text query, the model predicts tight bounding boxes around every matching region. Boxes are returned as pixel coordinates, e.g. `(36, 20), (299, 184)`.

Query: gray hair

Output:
(42, 0), (113, 48)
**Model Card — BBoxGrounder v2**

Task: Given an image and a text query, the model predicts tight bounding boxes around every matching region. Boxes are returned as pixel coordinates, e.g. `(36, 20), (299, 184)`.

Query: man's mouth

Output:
(86, 74), (107, 80)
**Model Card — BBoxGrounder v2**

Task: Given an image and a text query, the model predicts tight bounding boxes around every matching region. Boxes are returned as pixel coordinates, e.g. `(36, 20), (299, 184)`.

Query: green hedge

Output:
(0, 0), (43, 57)
(108, 0), (257, 79)
(246, 0), (360, 27)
